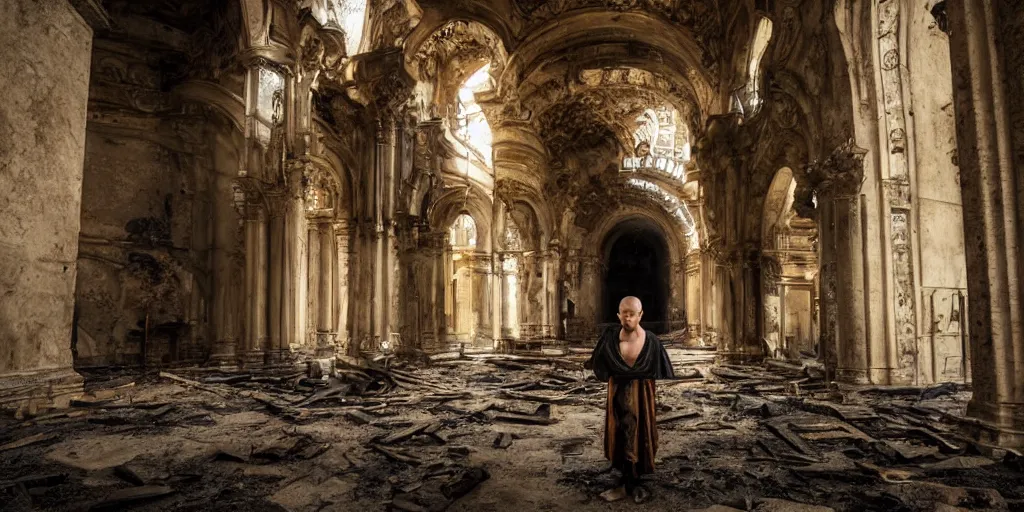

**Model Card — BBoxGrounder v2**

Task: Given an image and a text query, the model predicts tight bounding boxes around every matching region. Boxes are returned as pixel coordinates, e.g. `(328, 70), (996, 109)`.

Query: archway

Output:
(600, 219), (670, 332)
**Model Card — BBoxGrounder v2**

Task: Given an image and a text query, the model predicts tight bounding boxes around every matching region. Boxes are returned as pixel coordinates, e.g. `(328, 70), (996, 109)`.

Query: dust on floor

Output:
(1, 349), (1021, 512)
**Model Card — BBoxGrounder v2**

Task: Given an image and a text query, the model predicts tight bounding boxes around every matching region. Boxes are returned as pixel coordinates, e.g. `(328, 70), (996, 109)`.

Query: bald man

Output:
(584, 296), (675, 503)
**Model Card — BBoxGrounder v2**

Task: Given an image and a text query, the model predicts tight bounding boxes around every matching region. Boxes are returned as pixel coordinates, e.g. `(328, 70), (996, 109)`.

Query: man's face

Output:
(617, 304), (643, 332)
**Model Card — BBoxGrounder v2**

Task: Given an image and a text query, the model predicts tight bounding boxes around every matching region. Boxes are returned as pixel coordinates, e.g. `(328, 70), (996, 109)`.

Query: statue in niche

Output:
(264, 89), (287, 184)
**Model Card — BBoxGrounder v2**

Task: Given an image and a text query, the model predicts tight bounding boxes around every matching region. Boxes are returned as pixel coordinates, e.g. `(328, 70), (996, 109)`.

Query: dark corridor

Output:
(601, 222), (669, 332)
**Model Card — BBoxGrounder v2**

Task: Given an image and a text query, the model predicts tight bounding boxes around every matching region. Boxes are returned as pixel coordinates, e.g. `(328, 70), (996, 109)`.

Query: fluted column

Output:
(276, 173), (303, 363)
(244, 203), (268, 365)
(947, 0), (1024, 447)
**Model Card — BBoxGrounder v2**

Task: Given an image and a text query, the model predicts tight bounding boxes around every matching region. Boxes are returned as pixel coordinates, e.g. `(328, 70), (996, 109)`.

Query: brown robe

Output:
(585, 328), (675, 479)
(605, 377), (659, 478)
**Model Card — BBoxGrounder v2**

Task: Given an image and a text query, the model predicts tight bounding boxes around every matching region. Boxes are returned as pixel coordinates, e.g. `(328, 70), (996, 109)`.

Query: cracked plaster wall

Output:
(0, 0), (92, 377)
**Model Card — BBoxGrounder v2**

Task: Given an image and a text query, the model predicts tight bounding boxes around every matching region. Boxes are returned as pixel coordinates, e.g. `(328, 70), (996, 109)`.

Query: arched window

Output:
(255, 66), (285, 144)
(449, 214), (478, 249)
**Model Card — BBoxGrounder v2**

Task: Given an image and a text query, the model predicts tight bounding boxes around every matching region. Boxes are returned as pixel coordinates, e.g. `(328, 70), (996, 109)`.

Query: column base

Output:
(964, 400), (1024, 449)
(243, 350), (265, 367)
(0, 367), (84, 412)
(264, 349), (292, 365)
(836, 368), (870, 384)
(315, 332), (337, 358)
(209, 339), (238, 368)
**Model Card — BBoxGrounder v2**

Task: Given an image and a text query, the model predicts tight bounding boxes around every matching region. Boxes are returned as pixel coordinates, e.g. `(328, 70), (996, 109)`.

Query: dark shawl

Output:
(584, 327), (676, 382)
(584, 327), (675, 479)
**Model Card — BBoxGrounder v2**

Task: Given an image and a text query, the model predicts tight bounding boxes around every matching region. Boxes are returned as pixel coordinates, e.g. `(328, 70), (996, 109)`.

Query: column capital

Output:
(802, 139), (869, 199)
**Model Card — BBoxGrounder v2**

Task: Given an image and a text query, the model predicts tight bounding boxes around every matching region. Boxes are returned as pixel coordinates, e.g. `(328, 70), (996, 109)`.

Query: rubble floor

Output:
(1, 349), (1022, 512)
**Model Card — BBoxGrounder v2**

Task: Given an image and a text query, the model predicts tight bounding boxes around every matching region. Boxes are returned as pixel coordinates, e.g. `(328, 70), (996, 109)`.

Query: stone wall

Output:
(75, 131), (205, 367)
(907, 5), (969, 384)
(0, 0), (93, 405)
(73, 30), (229, 367)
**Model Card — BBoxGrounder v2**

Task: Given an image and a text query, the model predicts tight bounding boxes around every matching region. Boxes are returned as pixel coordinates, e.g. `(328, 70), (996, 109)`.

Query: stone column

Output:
(316, 223), (336, 356)
(275, 173), (303, 363)
(685, 249), (703, 345)
(306, 224), (320, 347)
(818, 219), (839, 382)
(579, 256), (602, 337)
(800, 141), (870, 383)
(947, 0), (1024, 447)
(545, 245), (562, 338)
(334, 220), (351, 353)
(244, 203), (268, 365)
(831, 191), (869, 383)
(267, 196), (285, 360)
(762, 256), (783, 358)
(0, 0), (107, 408)
(210, 175), (242, 366)
(370, 119), (394, 351)
(714, 249), (738, 359)
(436, 236), (450, 347)
(700, 248), (718, 347)
(500, 254), (520, 340)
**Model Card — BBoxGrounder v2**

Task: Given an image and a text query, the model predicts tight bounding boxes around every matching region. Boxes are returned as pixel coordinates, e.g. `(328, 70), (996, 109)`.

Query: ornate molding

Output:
(794, 139), (868, 216)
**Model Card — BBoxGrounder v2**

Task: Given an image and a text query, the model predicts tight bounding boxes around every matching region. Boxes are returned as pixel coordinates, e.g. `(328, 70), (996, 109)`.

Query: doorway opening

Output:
(601, 219), (670, 333)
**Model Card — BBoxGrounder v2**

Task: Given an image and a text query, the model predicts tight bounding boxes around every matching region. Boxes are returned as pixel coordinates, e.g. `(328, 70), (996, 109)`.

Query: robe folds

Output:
(585, 328), (675, 479)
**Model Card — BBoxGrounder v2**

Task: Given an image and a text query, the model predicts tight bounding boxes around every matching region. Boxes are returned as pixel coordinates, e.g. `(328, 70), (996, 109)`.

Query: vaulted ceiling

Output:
(397, 0), (769, 157)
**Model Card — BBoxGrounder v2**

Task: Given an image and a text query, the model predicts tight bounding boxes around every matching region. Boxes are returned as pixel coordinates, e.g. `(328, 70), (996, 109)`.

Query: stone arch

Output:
(498, 11), (714, 109)
(403, 11), (515, 78)
(760, 166), (819, 360)
(761, 167), (797, 246)
(598, 216), (672, 327)
(583, 207), (686, 268)
(304, 153), (354, 219)
(428, 185), (493, 250)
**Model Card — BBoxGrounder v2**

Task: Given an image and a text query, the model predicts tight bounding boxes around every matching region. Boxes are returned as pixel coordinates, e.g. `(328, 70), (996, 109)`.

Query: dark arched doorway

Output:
(601, 219), (670, 333)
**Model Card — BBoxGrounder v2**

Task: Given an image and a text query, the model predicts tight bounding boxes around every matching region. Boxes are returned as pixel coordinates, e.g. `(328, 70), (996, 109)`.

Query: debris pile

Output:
(0, 351), (1021, 511)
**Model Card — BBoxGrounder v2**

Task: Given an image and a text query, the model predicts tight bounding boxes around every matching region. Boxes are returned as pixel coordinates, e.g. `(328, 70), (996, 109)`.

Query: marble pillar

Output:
(947, 0), (1024, 447)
